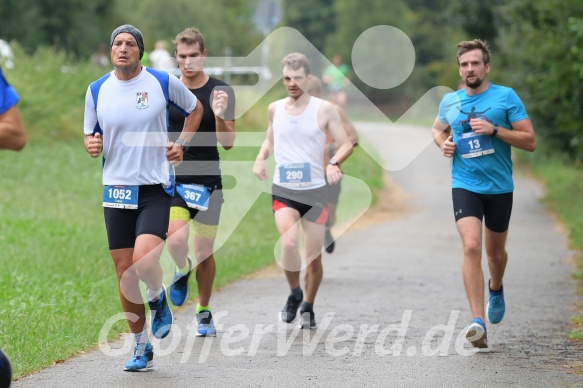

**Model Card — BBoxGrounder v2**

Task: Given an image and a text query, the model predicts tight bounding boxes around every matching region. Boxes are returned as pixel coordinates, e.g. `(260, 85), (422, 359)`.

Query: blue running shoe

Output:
(487, 283), (505, 324)
(169, 256), (193, 306)
(148, 287), (173, 339)
(466, 317), (488, 348)
(124, 342), (153, 372)
(196, 310), (217, 337)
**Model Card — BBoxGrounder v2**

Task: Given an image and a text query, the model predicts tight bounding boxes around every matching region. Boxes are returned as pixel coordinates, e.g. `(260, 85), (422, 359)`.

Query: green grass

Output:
(0, 133), (383, 378)
(517, 147), (583, 341)
(1, 44), (385, 377)
(0, 143), (119, 376)
(6, 44), (105, 143)
(569, 312), (583, 341)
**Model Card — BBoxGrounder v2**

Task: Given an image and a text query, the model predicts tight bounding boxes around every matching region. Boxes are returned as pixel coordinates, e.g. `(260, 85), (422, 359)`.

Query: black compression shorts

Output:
(452, 188), (513, 233)
(104, 184), (171, 250)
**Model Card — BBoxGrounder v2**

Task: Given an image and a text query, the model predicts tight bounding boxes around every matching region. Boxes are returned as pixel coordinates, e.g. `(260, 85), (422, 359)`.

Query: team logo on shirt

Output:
(457, 106), (491, 132)
(136, 92), (149, 109)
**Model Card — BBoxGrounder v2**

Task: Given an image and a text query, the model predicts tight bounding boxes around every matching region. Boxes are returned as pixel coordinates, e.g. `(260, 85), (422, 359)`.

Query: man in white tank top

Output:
(253, 53), (352, 329)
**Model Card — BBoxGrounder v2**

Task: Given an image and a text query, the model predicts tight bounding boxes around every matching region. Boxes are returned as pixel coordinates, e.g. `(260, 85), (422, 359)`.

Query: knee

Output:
(113, 258), (135, 280)
(194, 248), (214, 266)
(305, 254), (322, 270)
(281, 237), (299, 255)
(463, 239), (482, 259)
(487, 249), (507, 265)
(133, 256), (158, 276)
(167, 233), (187, 255)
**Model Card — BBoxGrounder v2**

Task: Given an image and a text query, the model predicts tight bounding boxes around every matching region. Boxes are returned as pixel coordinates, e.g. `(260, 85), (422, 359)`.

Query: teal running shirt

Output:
(438, 84), (529, 194)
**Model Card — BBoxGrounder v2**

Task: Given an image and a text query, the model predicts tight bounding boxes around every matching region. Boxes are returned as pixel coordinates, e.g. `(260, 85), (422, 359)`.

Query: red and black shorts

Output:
(272, 184), (328, 224)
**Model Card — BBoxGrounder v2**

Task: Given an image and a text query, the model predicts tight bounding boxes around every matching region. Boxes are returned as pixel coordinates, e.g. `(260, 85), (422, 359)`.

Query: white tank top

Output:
(273, 96), (326, 190)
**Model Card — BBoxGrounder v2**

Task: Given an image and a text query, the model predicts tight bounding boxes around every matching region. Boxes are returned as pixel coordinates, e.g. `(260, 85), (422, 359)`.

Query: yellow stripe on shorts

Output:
(170, 206), (191, 222)
(192, 220), (218, 239)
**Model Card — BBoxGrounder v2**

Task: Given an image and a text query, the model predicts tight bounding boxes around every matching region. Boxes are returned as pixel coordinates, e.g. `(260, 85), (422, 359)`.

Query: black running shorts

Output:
(104, 184), (171, 250)
(272, 184), (328, 224)
(452, 188), (513, 233)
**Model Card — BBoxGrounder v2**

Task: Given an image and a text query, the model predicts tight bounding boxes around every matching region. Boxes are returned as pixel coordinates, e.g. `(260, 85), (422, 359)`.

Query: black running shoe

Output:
(280, 293), (303, 323)
(298, 309), (316, 329)
(324, 229), (335, 253)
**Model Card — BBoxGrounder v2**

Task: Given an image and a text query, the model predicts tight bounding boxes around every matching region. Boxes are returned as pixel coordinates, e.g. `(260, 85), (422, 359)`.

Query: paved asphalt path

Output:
(14, 123), (582, 387)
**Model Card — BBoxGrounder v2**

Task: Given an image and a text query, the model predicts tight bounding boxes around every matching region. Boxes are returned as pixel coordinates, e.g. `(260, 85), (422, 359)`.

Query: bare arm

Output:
(180, 100), (203, 142)
(213, 89), (236, 150)
(166, 101), (203, 164)
(0, 106), (26, 151)
(325, 102), (352, 163)
(326, 106), (358, 164)
(336, 106), (358, 146)
(431, 117), (455, 158)
(253, 102), (275, 180)
(324, 102), (352, 184)
(470, 117), (536, 152)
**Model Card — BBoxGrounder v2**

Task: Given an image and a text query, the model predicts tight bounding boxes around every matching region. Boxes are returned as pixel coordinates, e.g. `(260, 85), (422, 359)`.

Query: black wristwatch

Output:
(492, 125), (498, 137)
(175, 138), (189, 152)
(329, 158), (339, 166)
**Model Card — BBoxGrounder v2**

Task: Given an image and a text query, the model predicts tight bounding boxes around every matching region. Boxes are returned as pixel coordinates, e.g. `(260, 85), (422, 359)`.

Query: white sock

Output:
(133, 329), (149, 346)
(147, 287), (164, 302)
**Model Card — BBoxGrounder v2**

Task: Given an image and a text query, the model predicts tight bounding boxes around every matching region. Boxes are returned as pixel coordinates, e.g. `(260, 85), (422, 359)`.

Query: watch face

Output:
(329, 158), (338, 165)
(176, 139), (188, 151)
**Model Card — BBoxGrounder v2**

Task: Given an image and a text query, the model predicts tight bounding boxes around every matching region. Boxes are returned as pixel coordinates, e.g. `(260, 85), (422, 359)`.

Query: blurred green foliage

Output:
(3, 44), (104, 142)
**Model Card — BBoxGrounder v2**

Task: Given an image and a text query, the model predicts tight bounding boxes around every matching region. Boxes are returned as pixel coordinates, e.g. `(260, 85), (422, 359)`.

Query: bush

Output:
(5, 42), (106, 142)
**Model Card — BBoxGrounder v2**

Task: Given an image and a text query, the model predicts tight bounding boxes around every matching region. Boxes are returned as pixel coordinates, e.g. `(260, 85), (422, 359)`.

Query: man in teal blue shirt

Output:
(431, 39), (536, 349)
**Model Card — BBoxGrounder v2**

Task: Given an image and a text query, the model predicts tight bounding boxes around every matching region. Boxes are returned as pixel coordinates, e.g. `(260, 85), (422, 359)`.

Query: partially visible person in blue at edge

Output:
(0, 65), (26, 151)
(0, 63), (26, 388)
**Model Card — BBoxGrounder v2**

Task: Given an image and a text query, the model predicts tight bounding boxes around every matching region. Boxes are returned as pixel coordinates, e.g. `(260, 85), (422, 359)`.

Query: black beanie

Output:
(110, 24), (144, 59)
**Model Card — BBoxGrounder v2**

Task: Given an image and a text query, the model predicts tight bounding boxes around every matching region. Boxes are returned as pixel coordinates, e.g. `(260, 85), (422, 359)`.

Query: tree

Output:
(448, 0), (502, 47)
(112, 0), (262, 58)
(0, 0), (114, 58)
(496, 0), (583, 157)
(282, 0), (336, 75)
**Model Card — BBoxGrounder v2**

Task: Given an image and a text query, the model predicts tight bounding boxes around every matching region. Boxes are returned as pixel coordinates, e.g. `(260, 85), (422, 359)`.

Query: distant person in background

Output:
(90, 43), (110, 68)
(83, 24), (203, 372)
(306, 75), (358, 253)
(0, 65), (26, 151)
(149, 40), (172, 69)
(322, 54), (351, 107)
